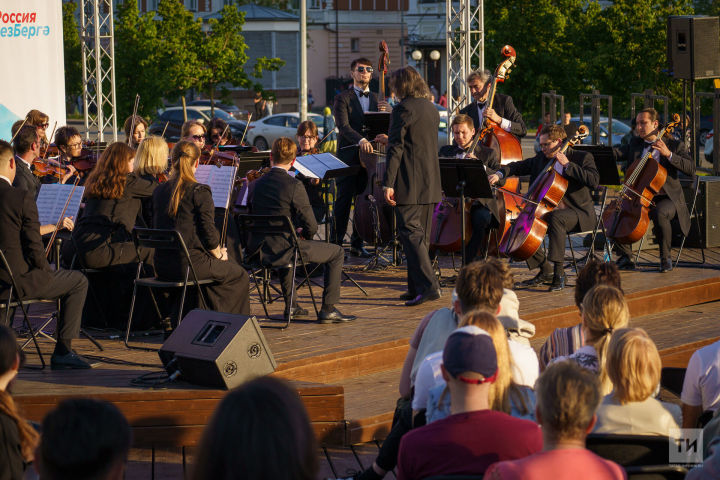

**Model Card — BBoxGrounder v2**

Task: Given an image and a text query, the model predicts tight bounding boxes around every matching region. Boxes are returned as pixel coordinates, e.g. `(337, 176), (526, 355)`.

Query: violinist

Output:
(439, 114), (503, 262)
(134, 136), (169, 227)
(206, 118), (238, 146)
(295, 120), (325, 223)
(54, 126), (83, 165)
(72, 142), (158, 270)
(181, 120), (207, 149)
(489, 124), (598, 291)
(460, 70), (526, 138)
(612, 108), (694, 273)
(123, 115), (148, 149)
(26, 109), (50, 151)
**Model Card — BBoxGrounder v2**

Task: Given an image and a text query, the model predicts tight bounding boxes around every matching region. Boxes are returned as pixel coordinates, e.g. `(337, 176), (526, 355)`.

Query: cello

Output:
(602, 114), (681, 244)
(498, 125), (590, 260)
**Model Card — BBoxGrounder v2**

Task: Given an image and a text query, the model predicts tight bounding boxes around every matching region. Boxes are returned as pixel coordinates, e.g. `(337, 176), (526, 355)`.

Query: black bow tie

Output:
(356, 90), (369, 98)
(477, 101), (487, 109)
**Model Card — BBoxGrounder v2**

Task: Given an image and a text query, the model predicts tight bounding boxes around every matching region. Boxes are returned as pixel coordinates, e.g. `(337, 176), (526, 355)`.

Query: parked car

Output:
(188, 99), (245, 120)
(534, 116), (632, 152)
(147, 106), (248, 143)
(246, 113), (325, 151)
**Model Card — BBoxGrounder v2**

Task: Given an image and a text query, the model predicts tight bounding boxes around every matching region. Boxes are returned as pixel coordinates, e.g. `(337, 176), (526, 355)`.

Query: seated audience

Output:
(153, 141), (250, 316)
(396, 328), (542, 480)
(485, 361), (625, 480)
(192, 376), (317, 480)
(594, 328), (679, 436)
(495, 259), (536, 344)
(682, 339), (720, 428)
(0, 325), (39, 478)
(123, 114), (148, 149)
(35, 398), (131, 480)
(539, 259), (623, 369)
(552, 284), (629, 395)
(687, 433), (720, 480)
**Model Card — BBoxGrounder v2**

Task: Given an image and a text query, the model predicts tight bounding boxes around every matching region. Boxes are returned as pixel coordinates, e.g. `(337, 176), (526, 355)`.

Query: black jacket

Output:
(12, 157), (41, 200)
(613, 136), (694, 235)
(383, 97), (442, 205)
(459, 93), (527, 138)
(333, 87), (379, 166)
(0, 411), (24, 480)
(501, 147), (599, 232)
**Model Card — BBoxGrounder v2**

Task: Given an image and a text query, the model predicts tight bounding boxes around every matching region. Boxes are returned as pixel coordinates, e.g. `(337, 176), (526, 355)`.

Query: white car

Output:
(247, 113), (325, 151)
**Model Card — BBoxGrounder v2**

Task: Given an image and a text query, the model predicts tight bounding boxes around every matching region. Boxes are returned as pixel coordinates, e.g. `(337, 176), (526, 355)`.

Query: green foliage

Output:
(62, 1), (83, 109)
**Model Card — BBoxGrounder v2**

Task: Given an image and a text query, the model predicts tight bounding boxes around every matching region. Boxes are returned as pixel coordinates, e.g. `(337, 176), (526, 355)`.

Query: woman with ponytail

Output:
(0, 325), (39, 478)
(152, 141), (250, 316)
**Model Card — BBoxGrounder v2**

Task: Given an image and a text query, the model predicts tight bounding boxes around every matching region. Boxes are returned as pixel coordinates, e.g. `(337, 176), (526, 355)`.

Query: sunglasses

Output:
(356, 66), (374, 73)
(39, 123), (49, 129)
(191, 135), (205, 142)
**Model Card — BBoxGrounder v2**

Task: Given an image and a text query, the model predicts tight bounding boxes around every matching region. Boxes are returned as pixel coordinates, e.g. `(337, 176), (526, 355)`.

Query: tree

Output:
(62, 1), (83, 112)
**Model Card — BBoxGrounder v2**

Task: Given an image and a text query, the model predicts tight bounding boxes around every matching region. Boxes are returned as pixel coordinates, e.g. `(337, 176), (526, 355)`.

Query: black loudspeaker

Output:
(680, 176), (720, 248)
(667, 16), (720, 80)
(159, 309), (276, 389)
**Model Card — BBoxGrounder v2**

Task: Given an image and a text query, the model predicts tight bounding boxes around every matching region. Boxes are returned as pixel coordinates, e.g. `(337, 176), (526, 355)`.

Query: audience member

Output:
(495, 260), (536, 344)
(485, 361), (625, 480)
(539, 259), (623, 369)
(594, 328), (679, 436)
(396, 328), (542, 480)
(681, 339), (720, 428)
(687, 433), (720, 480)
(0, 325), (39, 479)
(192, 376), (317, 480)
(35, 398), (131, 480)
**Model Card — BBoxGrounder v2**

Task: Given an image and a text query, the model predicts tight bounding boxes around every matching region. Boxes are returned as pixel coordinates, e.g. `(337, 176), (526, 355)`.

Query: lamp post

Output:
(411, 49), (440, 86)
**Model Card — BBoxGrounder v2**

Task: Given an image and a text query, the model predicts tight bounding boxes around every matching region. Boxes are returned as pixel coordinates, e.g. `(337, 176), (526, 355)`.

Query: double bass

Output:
(602, 114), (681, 244)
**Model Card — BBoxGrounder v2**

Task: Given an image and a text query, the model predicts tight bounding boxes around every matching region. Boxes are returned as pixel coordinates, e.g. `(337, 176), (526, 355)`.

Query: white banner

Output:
(0, 1), (66, 141)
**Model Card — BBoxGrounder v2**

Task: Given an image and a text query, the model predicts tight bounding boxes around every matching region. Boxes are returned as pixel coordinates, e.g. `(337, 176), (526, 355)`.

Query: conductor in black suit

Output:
(333, 57), (391, 257)
(0, 140), (90, 370)
(459, 70), (526, 138)
(249, 138), (355, 324)
(383, 67), (442, 306)
(612, 108), (695, 273)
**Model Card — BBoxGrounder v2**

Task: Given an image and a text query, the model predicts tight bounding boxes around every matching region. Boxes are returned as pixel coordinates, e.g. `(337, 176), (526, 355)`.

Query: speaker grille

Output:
(667, 16), (720, 80)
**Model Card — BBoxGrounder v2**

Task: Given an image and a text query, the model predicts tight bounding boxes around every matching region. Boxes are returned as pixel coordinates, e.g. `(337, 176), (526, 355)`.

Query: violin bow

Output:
(238, 113), (253, 146)
(160, 121), (170, 139)
(9, 117), (28, 143)
(219, 156), (239, 247)
(127, 94), (140, 145)
(44, 176), (81, 258)
(317, 127), (336, 147)
(42, 121), (58, 160)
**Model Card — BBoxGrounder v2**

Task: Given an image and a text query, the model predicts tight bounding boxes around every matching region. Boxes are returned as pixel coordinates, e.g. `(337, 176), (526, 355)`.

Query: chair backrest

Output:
(625, 464), (688, 480)
(236, 214), (300, 246)
(586, 433), (672, 466)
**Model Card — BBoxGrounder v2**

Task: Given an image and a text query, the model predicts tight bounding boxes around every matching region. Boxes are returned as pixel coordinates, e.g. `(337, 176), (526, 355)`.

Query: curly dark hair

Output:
(574, 258), (623, 308)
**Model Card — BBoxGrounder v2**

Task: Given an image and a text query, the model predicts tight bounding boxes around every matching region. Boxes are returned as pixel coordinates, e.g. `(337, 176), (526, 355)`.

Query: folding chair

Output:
(586, 433), (672, 466)
(236, 214), (319, 329)
(124, 228), (216, 350)
(566, 185), (611, 275)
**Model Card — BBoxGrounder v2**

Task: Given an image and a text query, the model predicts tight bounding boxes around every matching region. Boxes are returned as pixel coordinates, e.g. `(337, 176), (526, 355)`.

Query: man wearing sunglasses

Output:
(333, 57), (391, 257)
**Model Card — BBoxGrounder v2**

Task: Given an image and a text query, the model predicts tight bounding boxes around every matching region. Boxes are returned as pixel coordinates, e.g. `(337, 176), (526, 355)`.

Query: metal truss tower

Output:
(445, 0), (483, 138)
(80, 0), (117, 142)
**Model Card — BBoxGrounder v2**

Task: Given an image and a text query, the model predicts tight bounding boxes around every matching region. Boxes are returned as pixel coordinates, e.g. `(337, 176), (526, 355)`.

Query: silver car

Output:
(247, 113), (325, 151)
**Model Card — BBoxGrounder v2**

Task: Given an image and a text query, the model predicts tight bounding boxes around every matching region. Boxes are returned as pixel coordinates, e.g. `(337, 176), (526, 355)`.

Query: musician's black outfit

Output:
(296, 148), (325, 224)
(499, 147), (598, 290)
(0, 177), (90, 369)
(612, 136), (694, 272)
(459, 93), (527, 138)
(438, 143), (503, 262)
(12, 156), (41, 200)
(384, 97), (442, 305)
(153, 180), (250, 316)
(333, 86), (378, 253)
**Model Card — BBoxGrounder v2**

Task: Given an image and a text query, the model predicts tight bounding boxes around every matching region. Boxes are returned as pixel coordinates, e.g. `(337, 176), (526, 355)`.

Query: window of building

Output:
(187, 0), (198, 11)
(351, 38), (360, 52)
(243, 30), (300, 90)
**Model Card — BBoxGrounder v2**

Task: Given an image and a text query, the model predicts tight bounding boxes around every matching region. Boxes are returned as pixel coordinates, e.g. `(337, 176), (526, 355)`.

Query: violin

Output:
(69, 146), (100, 175)
(32, 158), (72, 181)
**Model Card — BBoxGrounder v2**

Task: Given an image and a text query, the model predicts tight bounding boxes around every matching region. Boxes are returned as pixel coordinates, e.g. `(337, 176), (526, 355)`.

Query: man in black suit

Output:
(249, 138), (355, 323)
(612, 108), (695, 272)
(333, 57), (390, 257)
(490, 124), (599, 291)
(439, 114), (503, 263)
(383, 67), (442, 306)
(459, 70), (526, 138)
(0, 140), (90, 369)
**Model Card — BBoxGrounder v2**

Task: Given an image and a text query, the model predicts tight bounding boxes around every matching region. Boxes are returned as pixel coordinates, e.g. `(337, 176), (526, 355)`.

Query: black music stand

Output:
(362, 112), (391, 140)
(438, 159), (493, 266)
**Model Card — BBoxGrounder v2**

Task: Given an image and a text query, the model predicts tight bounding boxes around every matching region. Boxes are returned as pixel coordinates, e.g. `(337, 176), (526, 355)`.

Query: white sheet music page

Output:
(36, 184), (85, 226)
(293, 153), (348, 179)
(195, 165), (237, 209)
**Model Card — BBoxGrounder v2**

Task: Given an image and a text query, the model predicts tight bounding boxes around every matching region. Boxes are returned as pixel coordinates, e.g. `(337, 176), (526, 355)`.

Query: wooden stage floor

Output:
(9, 246), (720, 452)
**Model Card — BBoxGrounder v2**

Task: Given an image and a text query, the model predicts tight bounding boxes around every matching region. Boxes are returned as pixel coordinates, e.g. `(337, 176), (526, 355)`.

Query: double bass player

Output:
(460, 70), (526, 139)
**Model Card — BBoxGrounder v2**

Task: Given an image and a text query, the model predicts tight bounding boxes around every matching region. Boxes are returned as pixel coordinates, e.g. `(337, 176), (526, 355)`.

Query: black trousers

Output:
(617, 195), (676, 261)
(527, 208), (580, 271)
(331, 174), (363, 248)
(465, 204), (495, 263)
(396, 203), (438, 296)
(278, 240), (344, 308)
(33, 269), (88, 352)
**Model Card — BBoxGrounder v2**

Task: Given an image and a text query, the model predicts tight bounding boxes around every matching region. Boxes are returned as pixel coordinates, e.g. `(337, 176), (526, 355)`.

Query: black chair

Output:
(236, 214), (319, 329)
(660, 367), (686, 398)
(586, 433), (673, 466)
(124, 228), (216, 350)
(625, 465), (688, 480)
(566, 185), (611, 274)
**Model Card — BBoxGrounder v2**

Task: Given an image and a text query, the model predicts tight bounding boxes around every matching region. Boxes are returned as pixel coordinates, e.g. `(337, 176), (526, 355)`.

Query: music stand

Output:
(362, 112), (391, 140)
(438, 158), (493, 265)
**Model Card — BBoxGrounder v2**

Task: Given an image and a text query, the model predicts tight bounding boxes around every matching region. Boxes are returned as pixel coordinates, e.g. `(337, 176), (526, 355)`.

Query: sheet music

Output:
(293, 153), (348, 179)
(36, 184), (85, 226)
(195, 165), (237, 209)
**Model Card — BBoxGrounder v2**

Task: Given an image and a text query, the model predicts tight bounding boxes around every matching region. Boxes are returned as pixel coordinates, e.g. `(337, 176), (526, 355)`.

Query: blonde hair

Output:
(135, 136), (169, 176)
(581, 284), (630, 395)
(168, 141), (200, 217)
(607, 328), (661, 404)
(181, 120), (207, 139)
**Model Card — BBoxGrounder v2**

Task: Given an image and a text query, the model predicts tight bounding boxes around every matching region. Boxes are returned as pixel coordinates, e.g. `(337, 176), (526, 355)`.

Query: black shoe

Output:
(50, 352), (93, 370)
(399, 291), (416, 301)
(616, 255), (636, 271)
(349, 246), (371, 258)
(516, 272), (554, 288)
(284, 305), (309, 319)
(318, 308), (356, 324)
(405, 289), (442, 307)
(549, 274), (566, 292)
(660, 259), (673, 273)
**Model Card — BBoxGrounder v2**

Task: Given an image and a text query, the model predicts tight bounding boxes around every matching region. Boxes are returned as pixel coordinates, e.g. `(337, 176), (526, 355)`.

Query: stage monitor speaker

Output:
(680, 176), (720, 249)
(667, 16), (720, 80)
(159, 309), (276, 390)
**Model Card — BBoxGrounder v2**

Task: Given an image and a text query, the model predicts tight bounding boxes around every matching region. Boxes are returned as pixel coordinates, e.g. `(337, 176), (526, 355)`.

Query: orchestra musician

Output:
(295, 120), (325, 223)
(438, 114), (503, 263)
(460, 70), (526, 138)
(249, 137), (355, 323)
(26, 109), (51, 151)
(206, 118), (238, 146)
(383, 67), (442, 306)
(72, 142), (158, 269)
(0, 140), (91, 370)
(489, 124), (599, 291)
(612, 108), (694, 273)
(54, 126), (84, 165)
(181, 120), (207, 149)
(333, 57), (390, 257)
(123, 115), (148, 149)
(134, 136), (169, 228)
(153, 140), (250, 316)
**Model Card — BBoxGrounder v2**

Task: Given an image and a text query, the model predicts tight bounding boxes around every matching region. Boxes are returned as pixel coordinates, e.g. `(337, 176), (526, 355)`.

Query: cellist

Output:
(460, 70), (526, 138)
(489, 124), (598, 291)
(612, 108), (694, 273)
(438, 114), (504, 262)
